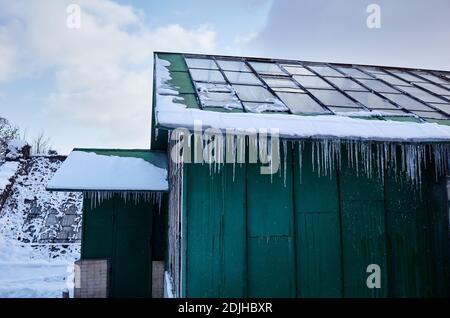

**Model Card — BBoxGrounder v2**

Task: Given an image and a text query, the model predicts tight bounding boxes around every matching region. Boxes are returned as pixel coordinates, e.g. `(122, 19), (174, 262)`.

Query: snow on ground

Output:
(47, 150), (168, 191)
(0, 156), (82, 298)
(0, 161), (19, 193)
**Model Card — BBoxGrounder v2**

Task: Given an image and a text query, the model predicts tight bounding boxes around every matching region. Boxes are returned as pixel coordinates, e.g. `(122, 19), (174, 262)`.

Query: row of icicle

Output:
(85, 191), (163, 211)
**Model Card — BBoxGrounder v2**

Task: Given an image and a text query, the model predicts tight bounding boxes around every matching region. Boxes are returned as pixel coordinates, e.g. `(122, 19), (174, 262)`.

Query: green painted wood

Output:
(293, 142), (342, 297)
(111, 195), (153, 298)
(186, 162), (246, 297)
(168, 72), (195, 94)
(155, 53), (188, 72)
(82, 195), (153, 298)
(339, 152), (388, 298)
(247, 236), (296, 298)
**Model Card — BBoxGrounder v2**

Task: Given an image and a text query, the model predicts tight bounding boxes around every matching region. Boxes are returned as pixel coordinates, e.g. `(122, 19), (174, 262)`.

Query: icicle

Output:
(282, 140), (287, 187)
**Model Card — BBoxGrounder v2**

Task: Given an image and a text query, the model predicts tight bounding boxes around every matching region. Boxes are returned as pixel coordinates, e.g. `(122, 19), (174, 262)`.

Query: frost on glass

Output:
(276, 92), (326, 114)
(249, 62), (285, 75)
(281, 65), (314, 76)
(325, 77), (367, 91)
(216, 60), (250, 72)
(308, 89), (359, 107)
(309, 65), (343, 77)
(293, 75), (333, 89)
(357, 79), (400, 93)
(196, 82), (242, 110)
(190, 69), (226, 83)
(243, 101), (289, 113)
(347, 91), (398, 109)
(381, 93), (436, 111)
(224, 71), (261, 85)
(232, 84), (278, 102)
(185, 58), (218, 69)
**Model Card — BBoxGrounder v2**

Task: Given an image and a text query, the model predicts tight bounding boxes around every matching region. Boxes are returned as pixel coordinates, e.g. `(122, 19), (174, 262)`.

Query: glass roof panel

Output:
(371, 73), (410, 86)
(328, 107), (368, 113)
(262, 76), (299, 88)
(428, 103), (450, 115)
(281, 65), (314, 76)
(293, 75), (333, 89)
(376, 109), (409, 115)
(249, 62), (285, 75)
(186, 58), (218, 69)
(380, 93), (434, 111)
(276, 92), (327, 114)
(397, 86), (447, 103)
(410, 111), (449, 120)
(347, 91), (398, 109)
(224, 71), (261, 85)
(272, 87), (305, 93)
(411, 72), (449, 84)
(414, 82), (450, 96)
(216, 60), (250, 72)
(243, 102), (289, 113)
(308, 89), (360, 107)
(232, 84), (278, 102)
(195, 82), (232, 93)
(308, 66), (343, 77)
(190, 69), (226, 83)
(389, 71), (424, 82)
(337, 67), (372, 78)
(325, 77), (368, 91)
(197, 90), (242, 110)
(357, 79), (399, 93)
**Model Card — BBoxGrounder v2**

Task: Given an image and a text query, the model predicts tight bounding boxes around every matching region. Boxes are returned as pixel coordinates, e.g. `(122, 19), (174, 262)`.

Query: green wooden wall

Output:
(182, 141), (450, 298)
(81, 194), (154, 298)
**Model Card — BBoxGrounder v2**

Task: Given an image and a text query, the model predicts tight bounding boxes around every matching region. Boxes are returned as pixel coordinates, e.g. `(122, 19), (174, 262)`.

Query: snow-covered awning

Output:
(46, 149), (168, 192)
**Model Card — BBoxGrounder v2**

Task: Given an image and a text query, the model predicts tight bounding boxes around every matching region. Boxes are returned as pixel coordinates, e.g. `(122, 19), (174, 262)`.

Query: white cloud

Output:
(0, 0), (217, 151)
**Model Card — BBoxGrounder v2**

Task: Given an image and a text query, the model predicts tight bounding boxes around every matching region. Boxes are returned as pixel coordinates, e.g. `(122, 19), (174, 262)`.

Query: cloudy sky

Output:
(1, 0), (449, 154)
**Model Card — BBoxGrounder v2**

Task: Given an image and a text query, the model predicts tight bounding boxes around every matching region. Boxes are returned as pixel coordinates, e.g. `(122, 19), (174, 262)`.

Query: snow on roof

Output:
(154, 54), (450, 143)
(46, 149), (168, 192)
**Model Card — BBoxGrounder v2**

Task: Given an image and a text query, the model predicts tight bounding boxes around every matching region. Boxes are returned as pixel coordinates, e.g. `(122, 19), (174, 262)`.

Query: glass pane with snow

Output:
(276, 92), (327, 114)
(199, 92), (242, 110)
(243, 101), (289, 113)
(308, 89), (359, 107)
(347, 91), (398, 109)
(224, 71), (262, 85)
(281, 65), (314, 76)
(293, 75), (333, 89)
(185, 58), (218, 69)
(232, 84), (278, 102)
(249, 62), (285, 75)
(190, 69), (226, 83)
(325, 77), (367, 91)
(216, 60), (250, 72)
(195, 82), (233, 93)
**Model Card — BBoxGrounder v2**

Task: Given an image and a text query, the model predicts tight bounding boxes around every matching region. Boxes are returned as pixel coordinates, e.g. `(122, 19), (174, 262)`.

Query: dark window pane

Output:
(293, 75), (333, 89)
(224, 71), (261, 85)
(276, 92), (326, 114)
(325, 77), (367, 91)
(190, 69), (226, 83)
(186, 58), (218, 69)
(308, 89), (359, 107)
(347, 91), (398, 109)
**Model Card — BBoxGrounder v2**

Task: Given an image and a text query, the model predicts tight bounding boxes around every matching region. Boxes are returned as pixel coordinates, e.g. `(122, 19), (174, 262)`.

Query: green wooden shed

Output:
(152, 52), (450, 298)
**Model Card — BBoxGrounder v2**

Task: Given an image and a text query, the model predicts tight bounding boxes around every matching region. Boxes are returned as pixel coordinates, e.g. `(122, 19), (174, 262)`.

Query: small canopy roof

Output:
(47, 149), (168, 192)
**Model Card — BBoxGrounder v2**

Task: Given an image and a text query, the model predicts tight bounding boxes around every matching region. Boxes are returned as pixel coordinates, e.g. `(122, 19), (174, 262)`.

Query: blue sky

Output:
(0, 0), (449, 154)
